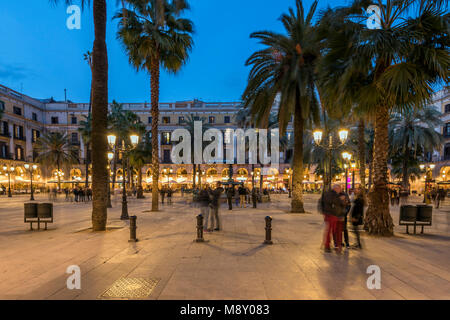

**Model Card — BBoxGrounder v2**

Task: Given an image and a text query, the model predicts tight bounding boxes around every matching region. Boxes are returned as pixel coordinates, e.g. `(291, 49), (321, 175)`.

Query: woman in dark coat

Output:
(351, 187), (365, 249)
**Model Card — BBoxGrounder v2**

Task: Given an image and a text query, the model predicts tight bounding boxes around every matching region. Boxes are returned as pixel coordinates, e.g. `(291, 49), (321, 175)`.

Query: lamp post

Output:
(313, 128), (349, 190)
(24, 163), (38, 201)
(420, 163), (435, 204)
(108, 133), (139, 220)
(341, 152), (352, 193)
(285, 168), (293, 198)
(351, 161), (356, 190)
(3, 165), (14, 197)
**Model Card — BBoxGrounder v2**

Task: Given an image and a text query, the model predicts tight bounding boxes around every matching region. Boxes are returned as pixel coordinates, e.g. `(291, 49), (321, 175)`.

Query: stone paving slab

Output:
(0, 193), (449, 300)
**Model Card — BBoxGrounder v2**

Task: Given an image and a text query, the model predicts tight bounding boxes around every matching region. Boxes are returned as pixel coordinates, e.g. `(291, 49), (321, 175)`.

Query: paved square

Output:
(0, 193), (449, 300)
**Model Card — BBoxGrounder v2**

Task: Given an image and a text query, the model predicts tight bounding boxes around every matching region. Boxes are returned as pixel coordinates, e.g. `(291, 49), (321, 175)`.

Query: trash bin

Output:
(416, 205), (432, 222)
(24, 203), (38, 219)
(399, 205), (417, 221)
(37, 203), (53, 219)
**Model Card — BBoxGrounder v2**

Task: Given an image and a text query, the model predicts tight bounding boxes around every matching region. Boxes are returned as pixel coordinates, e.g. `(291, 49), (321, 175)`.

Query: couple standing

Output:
(198, 184), (223, 232)
(319, 184), (364, 253)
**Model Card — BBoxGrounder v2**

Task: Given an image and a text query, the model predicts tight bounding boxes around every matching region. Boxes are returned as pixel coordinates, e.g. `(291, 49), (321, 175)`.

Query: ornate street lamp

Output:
(420, 163), (435, 204)
(108, 133), (139, 220)
(313, 128), (349, 190)
(24, 163), (38, 201)
(3, 165), (14, 197)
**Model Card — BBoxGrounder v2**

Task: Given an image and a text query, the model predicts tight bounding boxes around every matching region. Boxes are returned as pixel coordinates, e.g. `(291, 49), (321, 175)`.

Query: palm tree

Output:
(35, 132), (78, 191)
(78, 114), (92, 188)
(318, 0), (449, 235)
(51, 0), (109, 231)
(116, 0), (194, 211)
(242, 0), (321, 213)
(128, 132), (152, 198)
(389, 106), (444, 188)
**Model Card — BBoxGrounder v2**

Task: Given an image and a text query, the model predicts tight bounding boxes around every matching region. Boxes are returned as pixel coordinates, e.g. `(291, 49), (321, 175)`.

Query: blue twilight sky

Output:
(0, 0), (349, 103)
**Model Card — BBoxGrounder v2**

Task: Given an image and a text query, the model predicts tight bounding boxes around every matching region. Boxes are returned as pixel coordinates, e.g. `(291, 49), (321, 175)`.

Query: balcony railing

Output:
(0, 132), (11, 138)
(14, 136), (26, 141)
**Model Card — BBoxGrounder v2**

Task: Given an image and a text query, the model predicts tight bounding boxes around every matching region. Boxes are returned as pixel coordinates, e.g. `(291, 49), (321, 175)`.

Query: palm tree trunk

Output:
(85, 142), (90, 188)
(91, 0), (108, 231)
(57, 160), (61, 191)
(358, 119), (366, 195)
(365, 106), (394, 235)
(150, 55), (160, 211)
(291, 106), (305, 213)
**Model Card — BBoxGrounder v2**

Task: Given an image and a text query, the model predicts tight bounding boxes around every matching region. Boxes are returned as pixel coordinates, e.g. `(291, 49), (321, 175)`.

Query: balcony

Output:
(14, 135), (26, 141)
(0, 132), (11, 138)
(71, 140), (81, 146)
(0, 153), (13, 160)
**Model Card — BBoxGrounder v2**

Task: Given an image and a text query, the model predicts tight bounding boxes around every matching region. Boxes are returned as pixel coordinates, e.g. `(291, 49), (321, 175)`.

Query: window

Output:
(15, 145), (23, 161)
(51, 116), (59, 124)
(209, 116), (215, 124)
(14, 125), (24, 139)
(224, 116), (230, 124)
(32, 112), (38, 121)
(162, 116), (170, 124)
(148, 116), (152, 124)
(161, 132), (171, 145)
(32, 129), (40, 142)
(13, 106), (22, 116)
(0, 100), (4, 111)
(163, 149), (171, 163)
(71, 132), (78, 143)
(444, 123), (450, 137)
(445, 104), (450, 113)
(71, 116), (77, 124)
(1, 122), (9, 136)
(445, 143), (450, 160)
(0, 143), (9, 159)
(193, 116), (200, 121)
(178, 116), (185, 124)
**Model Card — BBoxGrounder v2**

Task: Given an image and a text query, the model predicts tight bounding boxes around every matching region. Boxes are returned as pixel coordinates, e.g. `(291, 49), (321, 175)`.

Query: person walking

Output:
(339, 190), (351, 249)
(226, 186), (234, 210)
(160, 187), (166, 204)
(198, 187), (211, 231)
(319, 184), (346, 253)
(209, 184), (223, 231)
(238, 185), (247, 208)
(350, 187), (364, 249)
(167, 187), (173, 205)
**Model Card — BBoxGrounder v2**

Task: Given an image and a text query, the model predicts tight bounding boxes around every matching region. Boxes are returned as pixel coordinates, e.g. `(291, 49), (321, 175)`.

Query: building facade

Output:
(0, 84), (296, 193)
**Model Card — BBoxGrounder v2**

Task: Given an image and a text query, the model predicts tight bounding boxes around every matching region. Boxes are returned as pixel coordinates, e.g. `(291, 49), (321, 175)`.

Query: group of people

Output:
(196, 184), (224, 232)
(63, 186), (92, 202)
(429, 188), (446, 208)
(160, 186), (174, 204)
(319, 184), (364, 253)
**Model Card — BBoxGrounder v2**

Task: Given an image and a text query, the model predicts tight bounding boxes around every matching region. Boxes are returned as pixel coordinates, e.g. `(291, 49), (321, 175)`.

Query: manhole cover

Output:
(100, 278), (159, 299)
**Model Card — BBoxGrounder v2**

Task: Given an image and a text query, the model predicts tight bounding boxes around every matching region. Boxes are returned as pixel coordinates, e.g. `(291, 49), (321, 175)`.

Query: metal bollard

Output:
(195, 214), (204, 242)
(264, 216), (273, 245)
(129, 215), (138, 242)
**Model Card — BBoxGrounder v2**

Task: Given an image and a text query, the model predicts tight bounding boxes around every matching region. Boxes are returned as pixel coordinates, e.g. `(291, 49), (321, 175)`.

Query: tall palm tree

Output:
(389, 106), (444, 188)
(35, 132), (78, 190)
(51, 0), (109, 231)
(319, 0), (449, 235)
(116, 0), (194, 211)
(242, 0), (321, 213)
(78, 114), (92, 188)
(128, 132), (152, 198)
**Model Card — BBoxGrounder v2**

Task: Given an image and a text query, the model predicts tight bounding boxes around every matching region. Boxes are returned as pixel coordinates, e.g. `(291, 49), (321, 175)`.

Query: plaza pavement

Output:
(0, 192), (449, 300)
